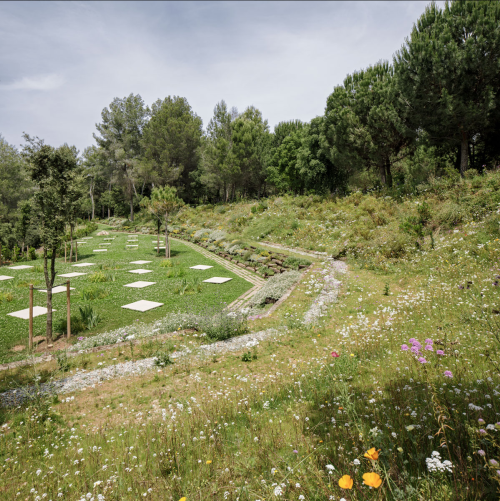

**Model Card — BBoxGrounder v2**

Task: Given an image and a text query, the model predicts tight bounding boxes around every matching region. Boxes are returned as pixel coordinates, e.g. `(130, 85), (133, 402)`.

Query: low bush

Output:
(249, 271), (301, 307)
(282, 256), (311, 269)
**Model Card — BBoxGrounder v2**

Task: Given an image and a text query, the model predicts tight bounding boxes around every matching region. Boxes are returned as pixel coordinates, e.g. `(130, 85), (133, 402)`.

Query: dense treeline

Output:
(1, 0), (500, 253)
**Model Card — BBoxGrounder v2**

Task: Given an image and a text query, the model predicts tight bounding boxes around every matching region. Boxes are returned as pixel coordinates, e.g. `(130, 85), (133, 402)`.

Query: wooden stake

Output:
(75, 241), (78, 262)
(29, 284), (33, 350)
(64, 241), (67, 263)
(66, 280), (71, 339)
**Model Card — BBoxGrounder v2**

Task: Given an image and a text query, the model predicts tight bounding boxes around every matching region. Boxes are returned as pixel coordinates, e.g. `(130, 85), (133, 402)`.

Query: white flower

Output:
(36, 469), (42, 476)
(274, 486), (283, 496)
(325, 464), (335, 473)
(254, 437), (259, 442)
(353, 459), (360, 465)
(299, 496), (305, 501)
(295, 483), (301, 488)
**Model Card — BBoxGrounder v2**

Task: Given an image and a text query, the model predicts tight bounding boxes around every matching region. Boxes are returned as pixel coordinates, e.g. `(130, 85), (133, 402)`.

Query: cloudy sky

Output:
(0, 1), (434, 153)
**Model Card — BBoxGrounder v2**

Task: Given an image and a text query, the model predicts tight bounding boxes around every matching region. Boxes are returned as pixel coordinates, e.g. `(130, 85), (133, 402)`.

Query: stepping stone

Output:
(190, 265), (213, 270)
(72, 263), (95, 267)
(121, 300), (163, 312)
(93, 249), (107, 252)
(77, 241), (86, 244)
(82, 237), (93, 239)
(8, 306), (56, 319)
(103, 238), (115, 241)
(58, 272), (87, 278)
(126, 245), (138, 248)
(0, 275), (14, 281)
(124, 281), (156, 289)
(128, 269), (153, 275)
(203, 277), (233, 284)
(154, 246), (166, 250)
(39, 286), (75, 294)
(9, 265), (34, 270)
(99, 243), (111, 246)
(130, 260), (152, 265)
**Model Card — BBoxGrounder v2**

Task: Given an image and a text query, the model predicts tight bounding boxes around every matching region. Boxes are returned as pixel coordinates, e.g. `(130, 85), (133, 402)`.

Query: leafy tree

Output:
(146, 186), (184, 258)
(324, 62), (410, 187)
(141, 96), (202, 201)
(22, 135), (80, 343)
(94, 94), (149, 221)
(231, 106), (270, 198)
(394, 1), (500, 175)
(198, 101), (239, 201)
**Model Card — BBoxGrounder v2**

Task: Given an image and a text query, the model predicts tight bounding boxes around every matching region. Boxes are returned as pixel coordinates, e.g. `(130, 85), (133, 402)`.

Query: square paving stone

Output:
(128, 269), (153, 274)
(77, 241), (86, 244)
(130, 260), (152, 264)
(0, 275), (14, 281)
(93, 249), (107, 252)
(82, 237), (93, 239)
(8, 306), (56, 319)
(190, 265), (213, 270)
(58, 272), (87, 278)
(9, 265), (34, 270)
(71, 263), (95, 267)
(203, 277), (233, 284)
(121, 300), (163, 312)
(99, 243), (111, 246)
(39, 286), (75, 294)
(123, 281), (156, 289)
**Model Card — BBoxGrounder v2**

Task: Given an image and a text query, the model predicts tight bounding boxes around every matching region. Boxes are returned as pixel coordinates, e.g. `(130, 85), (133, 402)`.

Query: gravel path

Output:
(0, 328), (281, 408)
(303, 259), (347, 324)
(261, 241), (328, 259)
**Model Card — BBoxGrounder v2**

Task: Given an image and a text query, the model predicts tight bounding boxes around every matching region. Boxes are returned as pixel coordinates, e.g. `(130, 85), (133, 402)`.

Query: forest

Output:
(1, 0), (500, 255)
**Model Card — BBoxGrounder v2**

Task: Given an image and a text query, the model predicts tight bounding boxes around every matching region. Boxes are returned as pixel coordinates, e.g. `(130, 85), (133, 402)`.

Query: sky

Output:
(0, 1), (435, 154)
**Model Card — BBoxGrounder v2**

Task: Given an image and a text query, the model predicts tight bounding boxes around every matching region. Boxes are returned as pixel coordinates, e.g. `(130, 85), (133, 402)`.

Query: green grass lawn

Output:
(0, 231), (253, 363)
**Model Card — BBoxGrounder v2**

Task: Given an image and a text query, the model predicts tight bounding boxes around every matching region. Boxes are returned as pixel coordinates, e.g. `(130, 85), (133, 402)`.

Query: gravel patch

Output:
(0, 328), (282, 408)
(303, 259), (347, 325)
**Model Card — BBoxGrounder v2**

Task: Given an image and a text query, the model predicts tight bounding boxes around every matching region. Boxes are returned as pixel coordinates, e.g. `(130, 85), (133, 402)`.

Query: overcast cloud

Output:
(0, 1), (434, 153)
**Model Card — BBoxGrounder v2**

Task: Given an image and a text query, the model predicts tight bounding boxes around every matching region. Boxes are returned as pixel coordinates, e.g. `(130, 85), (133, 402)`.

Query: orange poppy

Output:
(338, 475), (353, 489)
(363, 472), (382, 488)
(364, 447), (380, 460)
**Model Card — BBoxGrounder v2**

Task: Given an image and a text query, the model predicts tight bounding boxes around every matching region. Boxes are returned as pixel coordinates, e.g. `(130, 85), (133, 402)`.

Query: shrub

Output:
(196, 308), (248, 341)
(79, 305), (101, 329)
(79, 286), (109, 301)
(55, 350), (70, 372)
(283, 256), (311, 270)
(249, 271), (301, 307)
(160, 259), (173, 268)
(88, 271), (107, 283)
(28, 247), (37, 261)
(0, 291), (14, 303)
(154, 351), (174, 367)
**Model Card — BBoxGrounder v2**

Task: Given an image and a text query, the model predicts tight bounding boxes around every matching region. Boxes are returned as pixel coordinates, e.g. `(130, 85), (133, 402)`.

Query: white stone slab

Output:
(9, 265), (34, 270)
(130, 260), (152, 264)
(190, 265), (213, 270)
(103, 238), (115, 241)
(126, 245), (138, 248)
(203, 277), (233, 284)
(77, 241), (86, 244)
(99, 243), (111, 246)
(58, 272), (87, 278)
(128, 269), (153, 274)
(123, 281), (156, 289)
(121, 300), (163, 312)
(93, 249), (108, 252)
(39, 286), (75, 294)
(127, 239), (138, 242)
(82, 237), (93, 239)
(0, 275), (14, 281)
(154, 246), (166, 249)
(8, 306), (56, 319)
(71, 263), (95, 267)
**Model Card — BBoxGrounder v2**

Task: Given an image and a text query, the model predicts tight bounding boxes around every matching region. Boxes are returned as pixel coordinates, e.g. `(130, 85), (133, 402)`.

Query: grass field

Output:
(2, 174), (500, 500)
(0, 230), (253, 364)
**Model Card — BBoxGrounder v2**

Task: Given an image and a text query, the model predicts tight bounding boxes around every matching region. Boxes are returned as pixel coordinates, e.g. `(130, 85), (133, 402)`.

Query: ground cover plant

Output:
(1, 173), (500, 499)
(0, 229), (252, 364)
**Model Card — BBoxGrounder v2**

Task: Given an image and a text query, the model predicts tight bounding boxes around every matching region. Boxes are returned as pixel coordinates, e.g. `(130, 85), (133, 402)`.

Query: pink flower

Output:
(418, 357), (427, 364)
(436, 350), (445, 355)
(331, 351), (340, 358)
(444, 370), (453, 378)
(401, 344), (409, 351)
(425, 344), (433, 351)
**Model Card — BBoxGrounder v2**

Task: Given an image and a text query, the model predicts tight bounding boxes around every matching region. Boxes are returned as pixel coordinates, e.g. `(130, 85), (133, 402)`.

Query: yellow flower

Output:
(364, 447), (380, 460)
(179, 498), (187, 501)
(363, 472), (382, 488)
(206, 460), (212, 464)
(350, 354), (355, 357)
(338, 475), (353, 489)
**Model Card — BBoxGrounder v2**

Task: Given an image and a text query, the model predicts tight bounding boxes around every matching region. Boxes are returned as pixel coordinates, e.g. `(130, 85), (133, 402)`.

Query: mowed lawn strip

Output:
(0, 232), (253, 363)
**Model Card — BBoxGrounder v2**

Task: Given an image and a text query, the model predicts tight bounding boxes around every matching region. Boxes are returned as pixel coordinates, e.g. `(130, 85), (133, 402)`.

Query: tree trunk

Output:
(385, 159), (393, 188)
(130, 197), (134, 222)
(379, 164), (387, 186)
(460, 130), (468, 177)
(165, 213), (170, 259)
(0, 243), (2, 267)
(90, 181), (95, 220)
(157, 220), (160, 256)
(69, 225), (73, 263)
(43, 247), (56, 343)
